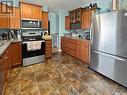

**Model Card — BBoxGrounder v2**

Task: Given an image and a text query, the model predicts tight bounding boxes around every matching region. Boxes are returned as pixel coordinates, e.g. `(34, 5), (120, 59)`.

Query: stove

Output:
(22, 31), (45, 66)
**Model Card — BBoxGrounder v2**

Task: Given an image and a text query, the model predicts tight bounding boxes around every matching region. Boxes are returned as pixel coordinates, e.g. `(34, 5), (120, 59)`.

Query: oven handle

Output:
(22, 40), (45, 44)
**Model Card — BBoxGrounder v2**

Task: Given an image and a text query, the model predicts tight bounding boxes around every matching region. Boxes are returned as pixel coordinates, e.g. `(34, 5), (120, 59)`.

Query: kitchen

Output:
(0, 0), (127, 95)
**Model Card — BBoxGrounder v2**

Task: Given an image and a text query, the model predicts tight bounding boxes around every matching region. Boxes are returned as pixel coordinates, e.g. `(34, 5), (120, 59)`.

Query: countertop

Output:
(0, 39), (22, 57)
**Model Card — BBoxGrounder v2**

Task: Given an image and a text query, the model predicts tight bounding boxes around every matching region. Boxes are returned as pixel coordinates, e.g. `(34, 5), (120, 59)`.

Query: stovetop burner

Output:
(21, 31), (44, 42)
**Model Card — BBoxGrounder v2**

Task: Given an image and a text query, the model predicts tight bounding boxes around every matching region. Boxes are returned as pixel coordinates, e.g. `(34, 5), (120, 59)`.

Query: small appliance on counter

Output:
(2, 32), (9, 40)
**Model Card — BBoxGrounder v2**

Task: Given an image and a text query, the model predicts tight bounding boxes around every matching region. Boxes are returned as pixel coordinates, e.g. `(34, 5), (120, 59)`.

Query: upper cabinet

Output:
(20, 2), (42, 20)
(66, 8), (93, 30)
(0, 3), (10, 29)
(81, 10), (92, 29)
(10, 7), (21, 29)
(70, 8), (83, 29)
(0, 3), (20, 29)
(42, 11), (48, 30)
(65, 16), (70, 30)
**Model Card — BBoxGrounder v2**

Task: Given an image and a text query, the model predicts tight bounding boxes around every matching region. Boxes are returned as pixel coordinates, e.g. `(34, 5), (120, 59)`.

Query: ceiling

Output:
(25, 0), (90, 11)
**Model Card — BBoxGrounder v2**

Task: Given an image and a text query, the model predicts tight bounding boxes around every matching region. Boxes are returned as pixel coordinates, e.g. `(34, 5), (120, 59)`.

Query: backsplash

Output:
(64, 29), (91, 40)
(0, 29), (10, 36)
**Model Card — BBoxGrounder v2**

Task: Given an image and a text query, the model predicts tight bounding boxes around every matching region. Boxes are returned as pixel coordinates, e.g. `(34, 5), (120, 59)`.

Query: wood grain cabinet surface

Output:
(0, 45), (13, 95)
(20, 2), (42, 20)
(45, 40), (52, 58)
(42, 11), (48, 30)
(61, 37), (90, 63)
(65, 16), (70, 30)
(11, 42), (22, 66)
(0, 3), (10, 29)
(76, 40), (90, 63)
(61, 37), (76, 57)
(81, 10), (92, 29)
(10, 7), (21, 29)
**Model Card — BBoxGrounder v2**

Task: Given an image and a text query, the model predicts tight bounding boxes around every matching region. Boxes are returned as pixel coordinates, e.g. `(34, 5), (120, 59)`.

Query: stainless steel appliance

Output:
(21, 20), (42, 29)
(22, 31), (45, 66)
(90, 11), (127, 87)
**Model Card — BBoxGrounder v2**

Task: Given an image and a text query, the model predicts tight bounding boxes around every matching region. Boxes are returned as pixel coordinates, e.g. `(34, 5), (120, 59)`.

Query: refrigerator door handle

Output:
(93, 51), (126, 62)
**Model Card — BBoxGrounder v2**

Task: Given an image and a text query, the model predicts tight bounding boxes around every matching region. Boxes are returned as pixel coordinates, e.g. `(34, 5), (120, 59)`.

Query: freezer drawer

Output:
(90, 51), (127, 87)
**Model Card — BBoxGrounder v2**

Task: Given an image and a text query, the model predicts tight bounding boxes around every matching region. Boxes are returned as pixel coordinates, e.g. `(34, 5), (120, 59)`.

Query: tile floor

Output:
(4, 53), (127, 95)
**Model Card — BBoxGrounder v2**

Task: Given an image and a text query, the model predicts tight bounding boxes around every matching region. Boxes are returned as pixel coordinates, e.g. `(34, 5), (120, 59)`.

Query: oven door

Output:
(22, 41), (45, 59)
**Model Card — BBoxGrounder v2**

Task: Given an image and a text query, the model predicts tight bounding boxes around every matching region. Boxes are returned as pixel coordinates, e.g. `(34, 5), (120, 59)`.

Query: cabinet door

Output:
(0, 58), (5, 95)
(76, 41), (82, 60)
(21, 3), (29, 19)
(82, 41), (90, 63)
(42, 11), (48, 30)
(81, 10), (92, 29)
(35, 6), (42, 20)
(10, 7), (20, 29)
(65, 16), (70, 30)
(12, 43), (22, 66)
(14, 8), (20, 29)
(21, 2), (42, 20)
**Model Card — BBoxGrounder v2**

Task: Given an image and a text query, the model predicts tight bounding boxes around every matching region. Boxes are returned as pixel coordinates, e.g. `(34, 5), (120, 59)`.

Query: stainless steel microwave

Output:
(21, 20), (42, 29)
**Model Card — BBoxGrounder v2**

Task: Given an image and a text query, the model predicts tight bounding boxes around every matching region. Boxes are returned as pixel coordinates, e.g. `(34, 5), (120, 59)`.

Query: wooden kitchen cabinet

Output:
(61, 37), (76, 57)
(10, 7), (21, 29)
(0, 57), (6, 95)
(76, 40), (83, 60)
(65, 16), (70, 30)
(0, 45), (12, 95)
(45, 40), (52, 58)
(20, 2), (42, 20)
(81, 10), (92, 29)
(66, 8), (92, 30)
(0, 3), (10, 29)
(61, 37), (90, 63)
(42, 11), (48, 30)
(76, 40), (90, 63)
(11, 42), (22, 66)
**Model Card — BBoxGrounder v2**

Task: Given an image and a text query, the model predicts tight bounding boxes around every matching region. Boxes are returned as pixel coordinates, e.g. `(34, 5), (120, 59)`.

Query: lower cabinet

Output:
(0, 42), (22, 95)
(62, 37), (76, 57)
(61, 37), (90, 63)
(11, 42), (22, 66)
(0, 45), (12, 95)
(0, 57), (6, 95)
(45, 40), (52, 58)
(76, 40), (90, 63)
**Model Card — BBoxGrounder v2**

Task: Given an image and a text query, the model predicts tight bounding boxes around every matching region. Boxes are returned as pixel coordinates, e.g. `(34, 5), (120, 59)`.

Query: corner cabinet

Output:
(11, 42), (22, 66)
(10, 7), (21, 29)
(42, 11), (48, 30)
(0, 44), (12, 95)
(20, 2), (42, 20)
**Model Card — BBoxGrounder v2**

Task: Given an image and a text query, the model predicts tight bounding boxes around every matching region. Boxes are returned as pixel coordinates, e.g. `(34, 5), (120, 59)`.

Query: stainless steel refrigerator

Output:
(90, 11), (127, 87)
